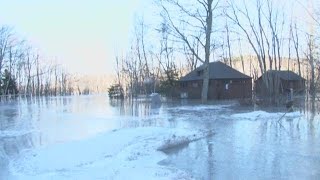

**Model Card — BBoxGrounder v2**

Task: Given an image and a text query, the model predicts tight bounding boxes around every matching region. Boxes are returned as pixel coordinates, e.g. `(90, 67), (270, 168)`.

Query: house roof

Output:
(259, 70), (305, 81)
(180, 61), (252, 81)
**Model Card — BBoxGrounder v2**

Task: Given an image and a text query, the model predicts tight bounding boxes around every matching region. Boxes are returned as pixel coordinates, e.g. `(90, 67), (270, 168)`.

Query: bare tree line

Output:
(225, 0), (319, 103)
(112, 0), (320, 103)
(111, 16), (183, 99)
(0, 25), (80, 98)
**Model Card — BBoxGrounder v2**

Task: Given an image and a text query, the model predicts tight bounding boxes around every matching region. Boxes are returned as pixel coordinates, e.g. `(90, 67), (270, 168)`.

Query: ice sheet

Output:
(9, 127), (212, 180)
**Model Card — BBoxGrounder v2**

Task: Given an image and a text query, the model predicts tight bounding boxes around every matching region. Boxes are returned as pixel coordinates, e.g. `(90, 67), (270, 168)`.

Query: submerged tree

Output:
(108, 84), (124, 99)
(0, 25), (83, 97)
(226, 0), (290, 103)
(159, 0), (220, 102)
(155, 14), (180, 97)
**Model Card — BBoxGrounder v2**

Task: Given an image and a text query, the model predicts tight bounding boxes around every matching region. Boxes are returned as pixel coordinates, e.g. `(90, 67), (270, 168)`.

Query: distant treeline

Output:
(0, 26), (110, 97)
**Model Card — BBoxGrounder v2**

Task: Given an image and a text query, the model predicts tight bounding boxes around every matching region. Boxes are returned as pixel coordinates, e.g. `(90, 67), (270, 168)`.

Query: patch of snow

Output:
(169, 104), (234, 112)
(231, 110), (302, 121)
(9, 127), (212, 180)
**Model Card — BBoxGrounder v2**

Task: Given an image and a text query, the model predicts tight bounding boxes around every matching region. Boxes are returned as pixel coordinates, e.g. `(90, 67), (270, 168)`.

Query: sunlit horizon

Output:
(0, 0), (153, 75)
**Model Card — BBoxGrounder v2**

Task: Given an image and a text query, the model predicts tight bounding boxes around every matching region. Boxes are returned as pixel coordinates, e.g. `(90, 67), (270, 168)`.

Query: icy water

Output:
(0, 95), (319, 179)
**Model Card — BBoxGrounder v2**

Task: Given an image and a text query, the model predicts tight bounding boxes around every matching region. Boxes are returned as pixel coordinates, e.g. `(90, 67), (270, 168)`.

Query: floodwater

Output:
(0, 95), (319, 179)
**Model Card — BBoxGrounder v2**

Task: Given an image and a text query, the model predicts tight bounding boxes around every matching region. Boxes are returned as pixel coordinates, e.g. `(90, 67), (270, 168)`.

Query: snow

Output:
(231, 110), (302, 121)
(169, 104), (234, 112)
(2, 95), (315, 180)
(8, 127), (212, 180)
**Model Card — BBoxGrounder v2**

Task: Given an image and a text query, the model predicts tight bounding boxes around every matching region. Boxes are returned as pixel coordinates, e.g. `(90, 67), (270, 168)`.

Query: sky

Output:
(0, 0), (154, 75)
(0, 0), (318, 76)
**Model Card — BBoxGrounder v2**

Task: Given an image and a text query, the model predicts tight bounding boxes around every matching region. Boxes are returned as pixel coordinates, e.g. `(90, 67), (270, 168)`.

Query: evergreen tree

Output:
(108, 84), (124, 99)
(158, 68), (179, 97)
(0, 69), (18, 95)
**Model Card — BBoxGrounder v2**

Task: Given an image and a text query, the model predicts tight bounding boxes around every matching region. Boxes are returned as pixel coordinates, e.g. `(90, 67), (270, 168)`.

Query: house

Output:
(255, 70), (305, 96)
(179, 61), (252, 99)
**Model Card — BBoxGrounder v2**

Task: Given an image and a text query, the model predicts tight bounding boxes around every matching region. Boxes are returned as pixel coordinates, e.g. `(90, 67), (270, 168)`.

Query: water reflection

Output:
(0, 96), (172, 151)
(0, 104), (19, 131)
(160, 102), (320, 179)
(109, 99), (161, 117)
(0, 100), (33, 159)
(0, 96), (319, 179)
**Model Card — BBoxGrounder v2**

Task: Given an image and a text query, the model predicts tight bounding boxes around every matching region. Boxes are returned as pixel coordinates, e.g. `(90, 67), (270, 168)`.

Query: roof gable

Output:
(180, 61), (252, 81)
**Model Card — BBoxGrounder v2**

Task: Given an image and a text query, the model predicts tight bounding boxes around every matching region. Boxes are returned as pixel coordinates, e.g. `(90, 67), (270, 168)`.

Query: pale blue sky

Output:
(0, 0), (317, 75)
(0, 0), (153, 75)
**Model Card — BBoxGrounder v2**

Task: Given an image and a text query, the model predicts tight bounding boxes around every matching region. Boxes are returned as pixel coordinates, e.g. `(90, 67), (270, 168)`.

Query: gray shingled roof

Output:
(180, 61), (251, 81)
(260, 70), (305, 81)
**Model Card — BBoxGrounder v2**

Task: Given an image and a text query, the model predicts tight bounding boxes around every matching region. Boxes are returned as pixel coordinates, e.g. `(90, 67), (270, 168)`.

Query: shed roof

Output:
(259, 70), (305, 81)
(180, 61), (251, 81)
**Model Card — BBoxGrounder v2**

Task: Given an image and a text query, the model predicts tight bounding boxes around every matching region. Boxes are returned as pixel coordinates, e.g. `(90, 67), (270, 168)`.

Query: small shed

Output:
(255, 70), (305, 96)
(179, 61), (252, 99)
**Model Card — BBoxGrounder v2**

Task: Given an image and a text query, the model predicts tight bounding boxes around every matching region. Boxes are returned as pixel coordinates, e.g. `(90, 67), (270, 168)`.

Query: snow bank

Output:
(9, 127), (212, 180)
(231, 110), (302, 121)
(169, 104), (233, 112)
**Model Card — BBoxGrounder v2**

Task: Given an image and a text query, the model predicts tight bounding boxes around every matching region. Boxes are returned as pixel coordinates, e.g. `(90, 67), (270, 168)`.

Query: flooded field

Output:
(0, 95), (319, 179)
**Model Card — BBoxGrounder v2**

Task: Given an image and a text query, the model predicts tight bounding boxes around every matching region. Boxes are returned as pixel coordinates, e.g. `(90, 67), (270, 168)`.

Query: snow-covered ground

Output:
(167, 104), (234, 112)
(6, 127), (212, 180)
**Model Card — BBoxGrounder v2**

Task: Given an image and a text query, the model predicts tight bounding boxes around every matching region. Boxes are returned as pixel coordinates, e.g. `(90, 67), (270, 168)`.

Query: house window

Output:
(180, 82), (187, 88)
(225, 83), (229, 90)
(197, 70), (203, 76)
(290, 82), (293, 88)
(180, 92), (188, 98)
(192, 82), (198, 87)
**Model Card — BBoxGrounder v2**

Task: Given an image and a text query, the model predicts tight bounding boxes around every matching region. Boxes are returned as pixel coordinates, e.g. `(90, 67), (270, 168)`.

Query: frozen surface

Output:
(1, 95), (319, 179)
(161, 105), (320, 179)
(231, 110), (302, 121)
(9, 127), (211, 180)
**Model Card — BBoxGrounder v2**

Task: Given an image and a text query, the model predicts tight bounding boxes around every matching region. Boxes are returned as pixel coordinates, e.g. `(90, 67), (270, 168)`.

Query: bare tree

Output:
(306, 35), (317, 100)
(24, 48), (35, 95)
(0, 26), (13, 76)
(0, 25), (82, 98)
(227, 0), (289, 103)
(237, 38), (245, 73)
(291, 21), (302, 77)
(225, 20), (232, 67)
(227, 0), (266, 74)
(159, 0), (219, 102)
(184, 39), (200, 71)
(155, 16), (179, 96)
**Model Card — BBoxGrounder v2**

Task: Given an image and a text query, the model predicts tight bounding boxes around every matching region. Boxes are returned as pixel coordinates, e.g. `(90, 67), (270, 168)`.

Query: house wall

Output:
(281, 80), (305, 93)
(255, 78), (305, 96)
(179, 79), (252, 99)
(179, 80), (202, 99)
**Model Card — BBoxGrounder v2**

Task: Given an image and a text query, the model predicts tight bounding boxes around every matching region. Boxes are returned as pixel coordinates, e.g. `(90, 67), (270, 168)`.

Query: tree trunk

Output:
(201, 63), (210, 102)
(226, 22), (232, 67)
(201, 0), (213, 103)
